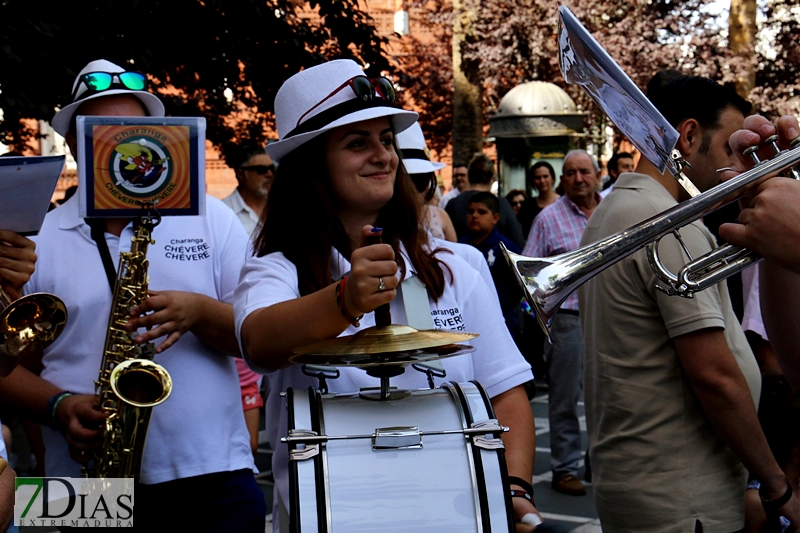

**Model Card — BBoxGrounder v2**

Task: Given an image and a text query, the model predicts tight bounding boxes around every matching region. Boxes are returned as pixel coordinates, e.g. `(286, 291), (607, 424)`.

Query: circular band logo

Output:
(111, 136), (172, 198)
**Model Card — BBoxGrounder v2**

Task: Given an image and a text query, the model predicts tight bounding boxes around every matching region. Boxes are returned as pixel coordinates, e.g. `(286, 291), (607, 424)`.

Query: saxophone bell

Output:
(111, 359), (172, 408)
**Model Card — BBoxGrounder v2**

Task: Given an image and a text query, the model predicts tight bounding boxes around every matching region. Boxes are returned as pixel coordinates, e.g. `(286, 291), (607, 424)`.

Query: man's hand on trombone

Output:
(719, 114), (800, 275)
(0, 229), (36, 291)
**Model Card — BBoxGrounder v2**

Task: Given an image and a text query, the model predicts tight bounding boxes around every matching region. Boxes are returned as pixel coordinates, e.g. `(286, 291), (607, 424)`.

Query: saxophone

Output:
(84, 207), (173, 479)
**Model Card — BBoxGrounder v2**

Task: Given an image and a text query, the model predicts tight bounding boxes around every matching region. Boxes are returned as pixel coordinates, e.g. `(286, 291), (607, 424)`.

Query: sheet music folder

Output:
(0, 155), (66, 236)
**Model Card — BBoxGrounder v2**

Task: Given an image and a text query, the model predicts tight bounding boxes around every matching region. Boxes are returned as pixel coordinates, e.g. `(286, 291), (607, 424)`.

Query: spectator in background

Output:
(460, 192), (523, 341)
(518, 161), (560, 240)
(223, 144), (275, 238)
(446, 153), (524, 248)
(506, 189), (527, 216)
(600, 152), (634, 198)
(439, 162), (468, 209)
(523, 149), (603, 497)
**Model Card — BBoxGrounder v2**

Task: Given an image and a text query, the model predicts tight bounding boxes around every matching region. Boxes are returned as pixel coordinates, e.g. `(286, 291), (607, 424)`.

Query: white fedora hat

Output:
(265, 59), (418, 163)
(52, 59), (165, 137)
(396, 122), (446, 174)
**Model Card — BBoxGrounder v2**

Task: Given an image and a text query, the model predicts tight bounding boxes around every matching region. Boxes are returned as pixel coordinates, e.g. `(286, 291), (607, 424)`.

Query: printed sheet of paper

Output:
(558, 6), (680, 174)
(77, 116), (206, 218)
(0, 155), (65, 235)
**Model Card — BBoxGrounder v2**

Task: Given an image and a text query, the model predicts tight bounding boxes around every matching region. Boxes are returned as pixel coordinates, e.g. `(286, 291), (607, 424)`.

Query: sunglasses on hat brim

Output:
(295, 75), (397, 129)
(240, 164), (276, 175)
(72, 71), (147, 100)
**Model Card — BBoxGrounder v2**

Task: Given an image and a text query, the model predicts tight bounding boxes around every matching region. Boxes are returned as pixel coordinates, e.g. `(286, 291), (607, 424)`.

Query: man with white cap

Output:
(2, 59), (265, 531)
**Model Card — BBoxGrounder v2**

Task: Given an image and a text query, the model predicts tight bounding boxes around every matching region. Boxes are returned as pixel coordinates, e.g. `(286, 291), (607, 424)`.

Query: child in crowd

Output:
(459, 192), (523, 340)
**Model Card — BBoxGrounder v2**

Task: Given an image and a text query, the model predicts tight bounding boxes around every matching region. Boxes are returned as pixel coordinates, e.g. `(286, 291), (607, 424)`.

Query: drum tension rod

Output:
(283, 420), (509, 459)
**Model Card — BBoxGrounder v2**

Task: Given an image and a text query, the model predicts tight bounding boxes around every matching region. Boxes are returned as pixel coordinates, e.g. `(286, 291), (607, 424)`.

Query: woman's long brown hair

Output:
(253, 133), (450, 300)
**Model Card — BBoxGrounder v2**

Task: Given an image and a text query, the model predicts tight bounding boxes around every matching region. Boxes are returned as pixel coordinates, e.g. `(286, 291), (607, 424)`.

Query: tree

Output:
(729, 0), (758, 98)
(0, 0), (388, 163)
(451, 0), (483, 164)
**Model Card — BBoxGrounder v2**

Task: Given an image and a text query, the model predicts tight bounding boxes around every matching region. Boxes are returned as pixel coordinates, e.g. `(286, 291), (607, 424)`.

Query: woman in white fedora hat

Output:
(233, 59), (540, 531)
(397, 122), (457, 242)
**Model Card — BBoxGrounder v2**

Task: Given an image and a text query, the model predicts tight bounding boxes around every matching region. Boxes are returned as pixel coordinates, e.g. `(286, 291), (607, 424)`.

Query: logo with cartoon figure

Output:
(111, 137), (172, 198)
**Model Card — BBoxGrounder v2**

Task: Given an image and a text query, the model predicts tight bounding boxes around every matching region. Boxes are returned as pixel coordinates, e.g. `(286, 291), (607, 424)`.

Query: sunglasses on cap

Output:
(72, 71), (147, 99)
(296, 75), (397, 128)
(241, 164), (276, 175)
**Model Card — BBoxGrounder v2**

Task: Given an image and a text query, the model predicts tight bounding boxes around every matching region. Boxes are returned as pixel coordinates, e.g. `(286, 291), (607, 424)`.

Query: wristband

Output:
(335, 276), (363, 327)
(510, 489), (535, 506)
(47, 391), (74, 429)
(760, 480), (793, 511)
(508, 475), (535, 497)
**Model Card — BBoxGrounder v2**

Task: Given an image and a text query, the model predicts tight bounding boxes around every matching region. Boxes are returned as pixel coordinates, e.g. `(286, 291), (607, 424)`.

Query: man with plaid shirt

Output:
(522, 149), (602, 496)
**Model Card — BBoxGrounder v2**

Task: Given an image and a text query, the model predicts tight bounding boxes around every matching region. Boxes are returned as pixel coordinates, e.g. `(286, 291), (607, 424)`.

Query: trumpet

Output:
(502, 139), (800, 338)
(0, 280), (68, 376)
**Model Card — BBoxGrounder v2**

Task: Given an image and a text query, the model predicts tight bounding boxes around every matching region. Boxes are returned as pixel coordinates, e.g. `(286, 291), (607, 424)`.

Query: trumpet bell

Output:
(1, 292), (68, 359)
(500, 245), (574, 342)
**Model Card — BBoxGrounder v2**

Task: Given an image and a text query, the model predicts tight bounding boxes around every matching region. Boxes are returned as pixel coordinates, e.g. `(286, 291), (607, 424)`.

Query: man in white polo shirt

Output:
(0, 59), (265, 531)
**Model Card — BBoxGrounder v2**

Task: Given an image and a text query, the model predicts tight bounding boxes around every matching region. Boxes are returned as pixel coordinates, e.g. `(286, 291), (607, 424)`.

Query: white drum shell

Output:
(287, 381), (513, 533)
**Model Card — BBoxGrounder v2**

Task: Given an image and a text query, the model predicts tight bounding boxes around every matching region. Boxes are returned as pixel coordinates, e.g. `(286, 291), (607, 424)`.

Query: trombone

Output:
(501, 139), (800, 339)
(0, 280), (68, 376)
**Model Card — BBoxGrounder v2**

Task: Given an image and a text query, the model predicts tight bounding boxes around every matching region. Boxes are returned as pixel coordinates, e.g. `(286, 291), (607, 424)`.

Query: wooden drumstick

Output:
(0, 457), (7, 476)
(366, 234), (392, 328)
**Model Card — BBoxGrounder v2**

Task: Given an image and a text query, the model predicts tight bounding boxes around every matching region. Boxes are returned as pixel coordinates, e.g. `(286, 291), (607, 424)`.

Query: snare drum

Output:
(285, 381), (515, 532)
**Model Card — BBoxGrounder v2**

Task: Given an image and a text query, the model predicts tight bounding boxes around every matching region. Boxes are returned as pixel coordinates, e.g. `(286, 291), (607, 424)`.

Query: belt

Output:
(557, 309), (579, 317)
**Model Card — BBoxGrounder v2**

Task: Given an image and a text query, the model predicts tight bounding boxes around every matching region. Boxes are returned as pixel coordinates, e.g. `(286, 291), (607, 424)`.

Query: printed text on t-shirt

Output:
(164, 238), (210, 261)
(431, 307), (466, 330)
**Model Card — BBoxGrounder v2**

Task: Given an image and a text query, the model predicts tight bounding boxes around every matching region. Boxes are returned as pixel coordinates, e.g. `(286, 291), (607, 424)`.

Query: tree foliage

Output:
(0, 0), (388, 163)
(396, 0), (757, 154)
(751, 0), (800, 117)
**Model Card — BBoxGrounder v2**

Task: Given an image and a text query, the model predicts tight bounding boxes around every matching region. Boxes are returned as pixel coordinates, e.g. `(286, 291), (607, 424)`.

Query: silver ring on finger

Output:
(378, 277), (386, 292)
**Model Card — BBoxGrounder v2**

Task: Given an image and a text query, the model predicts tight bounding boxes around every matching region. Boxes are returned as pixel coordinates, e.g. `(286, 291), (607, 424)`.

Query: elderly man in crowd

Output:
(522, 149), (602, 496)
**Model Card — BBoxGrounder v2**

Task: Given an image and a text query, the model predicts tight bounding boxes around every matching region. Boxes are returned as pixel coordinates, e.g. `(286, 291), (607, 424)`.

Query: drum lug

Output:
(286, 430), (321, 461)
(372, 426), (422, 450)
(469, 419), (507, 450)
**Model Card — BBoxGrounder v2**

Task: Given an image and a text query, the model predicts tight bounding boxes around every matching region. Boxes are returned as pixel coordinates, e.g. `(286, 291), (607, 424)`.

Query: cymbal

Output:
(289, 325), (478, 368)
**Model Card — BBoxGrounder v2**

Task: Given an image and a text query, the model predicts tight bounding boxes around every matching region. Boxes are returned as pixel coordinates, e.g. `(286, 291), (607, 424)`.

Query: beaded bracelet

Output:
(335, 275), (363, 327)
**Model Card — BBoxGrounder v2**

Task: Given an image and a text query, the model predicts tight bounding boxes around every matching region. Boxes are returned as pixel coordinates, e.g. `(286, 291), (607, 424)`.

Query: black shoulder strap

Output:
(86, 219), (116, 292)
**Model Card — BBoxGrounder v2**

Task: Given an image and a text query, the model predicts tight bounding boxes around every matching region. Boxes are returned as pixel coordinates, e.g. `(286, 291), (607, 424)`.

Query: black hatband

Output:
(284, 98), (401, 140)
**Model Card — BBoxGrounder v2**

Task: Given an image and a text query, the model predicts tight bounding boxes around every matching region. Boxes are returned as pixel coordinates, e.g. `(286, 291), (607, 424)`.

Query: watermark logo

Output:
(15, 478), (134, 528)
